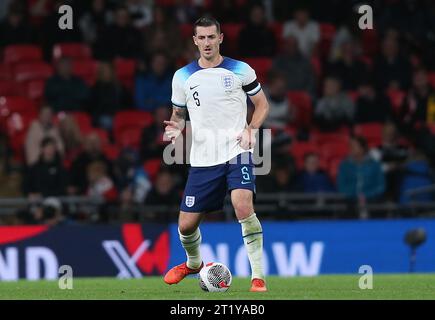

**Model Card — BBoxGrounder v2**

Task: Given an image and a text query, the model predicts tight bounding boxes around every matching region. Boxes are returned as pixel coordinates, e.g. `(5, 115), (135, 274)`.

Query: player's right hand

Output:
(164, 120), (182, 144)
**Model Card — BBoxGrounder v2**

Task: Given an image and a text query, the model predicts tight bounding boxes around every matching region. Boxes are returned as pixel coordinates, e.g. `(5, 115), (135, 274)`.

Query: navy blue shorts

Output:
(180, 152), (256, 213)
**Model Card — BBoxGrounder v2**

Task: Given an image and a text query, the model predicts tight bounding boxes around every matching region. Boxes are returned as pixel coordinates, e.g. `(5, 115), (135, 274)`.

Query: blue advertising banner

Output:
(169, 219), (435, 276)
(2, 219), (434, 280)
(0, 224), (169, 280)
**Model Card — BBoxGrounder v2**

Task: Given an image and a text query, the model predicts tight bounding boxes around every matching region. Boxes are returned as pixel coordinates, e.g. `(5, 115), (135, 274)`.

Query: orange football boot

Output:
(164, 262), (204, 285)
(250, 278), (267, 292)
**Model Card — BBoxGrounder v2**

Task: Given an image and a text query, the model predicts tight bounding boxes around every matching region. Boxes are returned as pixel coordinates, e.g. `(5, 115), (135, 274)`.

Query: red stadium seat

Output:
(311, 131), (350, 146)
(361, 29), (379, 57)
(243, 57), (272, 85)
(113, 111), (154, 148)
(360, 56), (373, 69)
(427, 72), (435, 89)
(319, 23), (336, 57)
(290, 141), (318, 168)
(0, 80), (20, 96)
(180, 23), (194, 39)
(269, 22), (283, 52)
(354, 122), (383, 147)
(72, 60), (98, 86)
(287, 91), (313, 127)
(143, 158), (162, 182)
(386, 89), (406, 115)
(354, 122), (383, 148)
(114, 58), (137, 91)
(103, 144), (121, 161)
(0, 96), (38, 117)
(320, 141), (349, 163)
(3, 45), (43, 65)
(328, 157), (343, 181)
(116, 126), (143, 149)
(0, 64), (11, 80)
(52, 43), (92, 61)
(311, 56), (322, 79)
(221, 23), (243, 57)
(13, 62), (53, 82)
(6, 111), (38, 163)
(23, 79), (45, 103)
(347, 90), (359, 102)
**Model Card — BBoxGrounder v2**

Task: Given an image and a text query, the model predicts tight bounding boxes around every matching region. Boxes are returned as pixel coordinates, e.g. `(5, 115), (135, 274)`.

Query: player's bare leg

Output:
(231, 189), (267, 292)
(164, 211), (204, 284)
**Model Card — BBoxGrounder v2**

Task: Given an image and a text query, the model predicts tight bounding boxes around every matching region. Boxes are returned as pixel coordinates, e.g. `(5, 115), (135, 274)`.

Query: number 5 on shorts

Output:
(241, 166), (250, 181)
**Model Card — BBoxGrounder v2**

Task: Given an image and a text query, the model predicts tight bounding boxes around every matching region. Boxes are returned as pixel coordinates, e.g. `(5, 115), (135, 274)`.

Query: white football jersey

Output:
(171, 57), (261, 167)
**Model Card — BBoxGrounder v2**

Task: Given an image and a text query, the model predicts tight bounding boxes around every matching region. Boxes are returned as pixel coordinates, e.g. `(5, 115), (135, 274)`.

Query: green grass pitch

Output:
(0, 274), (434, 300)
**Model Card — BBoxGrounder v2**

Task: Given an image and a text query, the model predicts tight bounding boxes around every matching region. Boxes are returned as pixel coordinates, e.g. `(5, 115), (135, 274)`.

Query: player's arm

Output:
(164, 106), (186, 144)
(237, 89), (270, 150)
(247, 89), (269, 130)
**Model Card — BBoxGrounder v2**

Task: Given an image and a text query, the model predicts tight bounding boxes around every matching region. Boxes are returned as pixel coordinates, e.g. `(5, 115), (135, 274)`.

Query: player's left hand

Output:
(237, 127), (256, 150)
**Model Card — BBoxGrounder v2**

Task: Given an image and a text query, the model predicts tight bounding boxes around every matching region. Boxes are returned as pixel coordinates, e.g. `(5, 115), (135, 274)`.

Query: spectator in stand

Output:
(297, 153), (335, 193)
(57, 114), (83, 164)
(86, 160), (118, 202)
(399, 149), (435, 204)
(134, 52), (172, 112)
(373, 34), (412, 92)
(86, 160), (118, 222)
(25, 106), (64, 166)
(257, 154), (300, 193)
(326, 39), (369, 91)
(338, 136), (385, 217)
(329, 11), (363, 62)
(144, 167), (181, 222)
(370, 122), (409, 201)
(115, 148), (152, 221)
(238, 3), (276, 57)
(68, 133), (113, 195)
(89, 62), (129, 130)
(22, 137), (68, 199)
(126, 0), (153, 29)
(0, 2), (34, 46)
(271, 35), (316, 98)
(282, 7), (320, 57)
(45, 57), (90, 112)
(354, 78), (393, 124)
(400, 68), (435, 131)
(94, 5), (143, 60)
(143, 6), (182, 60)
(79, 0), (113, 46)
(40, 197), (75, 226)
(314, 76), (355, 131)
(263, 71), (294, 129)
(139, 105), (169, 162)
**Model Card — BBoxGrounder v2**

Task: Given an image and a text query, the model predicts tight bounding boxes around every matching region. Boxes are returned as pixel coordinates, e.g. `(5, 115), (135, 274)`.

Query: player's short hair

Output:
(194, 16), (221, 35)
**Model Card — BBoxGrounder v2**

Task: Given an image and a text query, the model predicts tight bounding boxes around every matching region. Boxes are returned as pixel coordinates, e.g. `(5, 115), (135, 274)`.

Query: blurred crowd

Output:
(1, 0), (435, 224)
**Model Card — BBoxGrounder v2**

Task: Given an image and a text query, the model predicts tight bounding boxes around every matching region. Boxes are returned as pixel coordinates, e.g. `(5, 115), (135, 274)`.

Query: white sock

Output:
(239, 213), (264, 280)
(179, 228), (202, 269)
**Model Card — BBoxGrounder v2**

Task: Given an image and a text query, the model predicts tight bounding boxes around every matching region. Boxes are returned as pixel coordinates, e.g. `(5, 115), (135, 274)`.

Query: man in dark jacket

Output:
(45, 57), (90, 112)
(23, 137), (68, 198)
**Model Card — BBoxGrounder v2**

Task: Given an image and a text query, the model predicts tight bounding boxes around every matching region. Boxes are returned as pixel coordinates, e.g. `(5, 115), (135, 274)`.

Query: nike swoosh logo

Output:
(247, 239), (256, 245)
(241, 181), (251, 185)
(190, 85), (200, 90)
